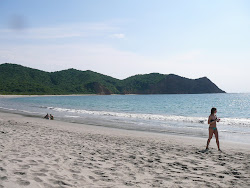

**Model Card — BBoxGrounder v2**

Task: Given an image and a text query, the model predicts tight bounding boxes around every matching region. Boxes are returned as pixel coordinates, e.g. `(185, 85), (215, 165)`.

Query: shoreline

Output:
(1, 111), (250, 187)
(0, 103), (250, 146)
(1, 110), (249, 149)
(1, 107), (249, 146)
(0, 94), (99, 98)
(0, 93), (232, 99)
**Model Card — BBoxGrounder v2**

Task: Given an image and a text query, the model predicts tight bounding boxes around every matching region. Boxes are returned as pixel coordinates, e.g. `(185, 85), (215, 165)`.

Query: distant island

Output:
(0, 63), (225, 95)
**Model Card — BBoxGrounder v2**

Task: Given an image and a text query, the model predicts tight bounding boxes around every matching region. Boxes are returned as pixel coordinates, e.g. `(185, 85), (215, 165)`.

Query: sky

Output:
(0, 0), (250, 93)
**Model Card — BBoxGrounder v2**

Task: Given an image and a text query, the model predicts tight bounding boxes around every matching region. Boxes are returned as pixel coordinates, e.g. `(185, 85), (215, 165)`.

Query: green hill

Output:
(0, 63), (225, 95)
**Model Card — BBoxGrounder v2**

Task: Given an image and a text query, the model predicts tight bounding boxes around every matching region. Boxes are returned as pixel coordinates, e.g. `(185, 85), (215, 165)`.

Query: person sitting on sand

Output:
(44, 113), (49, 119)
(206, 107), (221, 151)
(50, 114), (54, 120)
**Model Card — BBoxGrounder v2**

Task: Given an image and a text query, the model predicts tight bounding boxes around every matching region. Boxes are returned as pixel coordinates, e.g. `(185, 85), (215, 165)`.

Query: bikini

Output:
(209, 117), (217, 131)
(209, 127), (217, 131)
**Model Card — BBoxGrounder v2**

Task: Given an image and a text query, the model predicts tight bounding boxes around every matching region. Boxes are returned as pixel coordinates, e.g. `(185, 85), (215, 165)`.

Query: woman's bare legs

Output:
(206, 128), (213, 149)
(214, 130), (221, 151)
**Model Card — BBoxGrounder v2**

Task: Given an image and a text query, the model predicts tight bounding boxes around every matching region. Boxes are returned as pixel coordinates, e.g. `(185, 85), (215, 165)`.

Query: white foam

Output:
(65, 115), (80, 118)
(20, 110), (39, 114)
(48, 107), (250, 127)
(0, 107), (16, 111)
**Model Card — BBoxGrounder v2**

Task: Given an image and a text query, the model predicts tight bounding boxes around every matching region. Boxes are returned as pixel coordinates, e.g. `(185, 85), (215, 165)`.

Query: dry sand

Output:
(0, 111), (249, 188)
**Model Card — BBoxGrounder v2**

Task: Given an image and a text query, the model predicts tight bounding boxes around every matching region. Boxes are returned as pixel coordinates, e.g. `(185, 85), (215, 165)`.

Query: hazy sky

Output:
(0, 0), (250, 93)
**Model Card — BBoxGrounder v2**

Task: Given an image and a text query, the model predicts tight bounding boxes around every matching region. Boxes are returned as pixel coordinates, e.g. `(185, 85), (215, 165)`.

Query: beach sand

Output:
(0, 111), (249, 188)
(0, 94), (97, 98)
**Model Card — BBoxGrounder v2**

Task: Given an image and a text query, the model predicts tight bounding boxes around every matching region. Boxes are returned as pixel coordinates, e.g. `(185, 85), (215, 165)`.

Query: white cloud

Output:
(110, 33), (125, 39)
(0, 22), (119, 40)
(0, 44), (152, 79)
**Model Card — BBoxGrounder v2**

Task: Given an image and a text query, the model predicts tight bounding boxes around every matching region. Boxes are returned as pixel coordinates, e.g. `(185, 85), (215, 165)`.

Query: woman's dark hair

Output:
(211, 107), (217, 115)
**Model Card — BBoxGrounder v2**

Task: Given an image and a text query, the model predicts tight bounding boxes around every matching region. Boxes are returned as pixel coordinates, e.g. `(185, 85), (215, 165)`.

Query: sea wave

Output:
(0, 107), (17, 111)
(46, 107), (250, 127)
(0, 106), (40, 114)
(65, 115), (80, 118)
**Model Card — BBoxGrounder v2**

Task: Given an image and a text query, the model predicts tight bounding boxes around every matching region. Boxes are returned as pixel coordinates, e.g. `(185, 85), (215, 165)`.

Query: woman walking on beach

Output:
(206, 107), (221, 151)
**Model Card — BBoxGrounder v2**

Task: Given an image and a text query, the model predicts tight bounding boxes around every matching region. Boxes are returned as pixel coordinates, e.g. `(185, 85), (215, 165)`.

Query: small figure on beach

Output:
(44, 113), (49, 119)
(206, 107), (221, 151)
(50, 114), (54, 120)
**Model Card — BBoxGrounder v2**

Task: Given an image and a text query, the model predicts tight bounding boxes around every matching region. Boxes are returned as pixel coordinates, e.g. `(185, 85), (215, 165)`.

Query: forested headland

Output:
(0, 63), (225, 95)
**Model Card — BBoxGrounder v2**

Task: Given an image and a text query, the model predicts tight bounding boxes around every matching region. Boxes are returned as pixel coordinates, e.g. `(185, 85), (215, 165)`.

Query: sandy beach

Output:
(0, 95), (98, 98)
(0, 111), (249, 188)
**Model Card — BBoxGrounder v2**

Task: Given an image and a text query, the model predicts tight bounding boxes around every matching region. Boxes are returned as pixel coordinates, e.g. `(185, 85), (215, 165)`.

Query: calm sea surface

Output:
(0, 94), (250, 144)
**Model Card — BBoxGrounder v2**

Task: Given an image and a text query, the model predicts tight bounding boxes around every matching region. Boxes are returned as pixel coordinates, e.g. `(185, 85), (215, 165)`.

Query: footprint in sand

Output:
(70, 169), (81, 174)
(0, 167), (6, 172)
(28, 160), (38, 165)
(217, 162), (226, 166)
(39, 168), (49, 173)
(201, 172), (216, 177)
(14, 171), (26, 176)
(93, 170), (105, 176)
(218, 175), (224, 179)
(16, 179), (30, 186)
(34, 177), (43, 182)
(32, 172), (47, 177)
(49, 179), (71, 186)
(10, 159), (23, 163)
(0, 176), (8, 181)
(89, 176), (95, 180)
(19, 164), (30, 170)
(124, 181), (134, 186)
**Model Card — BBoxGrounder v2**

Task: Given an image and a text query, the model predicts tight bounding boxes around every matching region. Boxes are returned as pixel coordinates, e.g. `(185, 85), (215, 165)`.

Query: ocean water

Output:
(0, 94), (250, 144)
